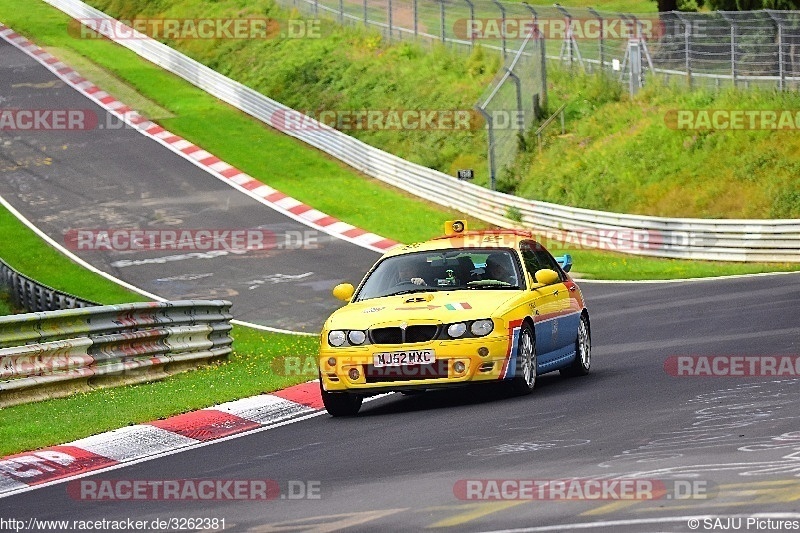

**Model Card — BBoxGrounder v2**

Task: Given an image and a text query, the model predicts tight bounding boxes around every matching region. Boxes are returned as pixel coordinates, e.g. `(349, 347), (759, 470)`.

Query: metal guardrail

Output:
(0, 257), (98, 312)
(27, 1), (800, 262)
(0, 300), (233, 406)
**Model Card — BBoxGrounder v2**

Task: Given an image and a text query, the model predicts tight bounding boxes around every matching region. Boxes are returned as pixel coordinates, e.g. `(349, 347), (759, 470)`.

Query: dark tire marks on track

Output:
(0, 38), (379, 331)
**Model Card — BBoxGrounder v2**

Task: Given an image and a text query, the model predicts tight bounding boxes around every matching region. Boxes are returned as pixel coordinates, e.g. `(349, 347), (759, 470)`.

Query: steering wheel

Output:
(390, 280), (421, 288)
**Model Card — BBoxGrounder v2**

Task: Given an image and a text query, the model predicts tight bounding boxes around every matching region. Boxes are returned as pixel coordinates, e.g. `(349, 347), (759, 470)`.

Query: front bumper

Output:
(319, 334), (513, 393)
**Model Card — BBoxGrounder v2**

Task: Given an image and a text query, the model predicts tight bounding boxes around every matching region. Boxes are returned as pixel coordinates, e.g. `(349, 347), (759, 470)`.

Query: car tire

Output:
(510, 322), (536, 395)
(320, 383), (363, 417)
(562, 314), (591, 377)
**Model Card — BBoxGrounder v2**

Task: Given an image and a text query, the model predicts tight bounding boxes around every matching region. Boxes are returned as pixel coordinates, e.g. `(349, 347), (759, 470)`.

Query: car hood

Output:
(325, 290), (521, 330)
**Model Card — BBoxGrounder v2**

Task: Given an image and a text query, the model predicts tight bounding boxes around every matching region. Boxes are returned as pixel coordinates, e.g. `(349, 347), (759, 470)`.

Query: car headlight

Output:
(470, 319), (494, 337)
(447, 323), (467, 338)
(348, 330), (366, 345)
(328, 330), (346, 347)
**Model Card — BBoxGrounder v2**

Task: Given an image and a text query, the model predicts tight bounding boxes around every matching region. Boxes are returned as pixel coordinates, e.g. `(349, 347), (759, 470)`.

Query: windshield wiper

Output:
(466, 280), (518, 289)
(390, 287), (441, 296)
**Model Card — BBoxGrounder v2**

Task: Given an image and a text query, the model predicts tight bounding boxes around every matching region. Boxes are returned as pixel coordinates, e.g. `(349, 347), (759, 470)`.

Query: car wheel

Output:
(510, 322), (536, 395)
(562, 314), (591, 377)
(320, 383), (363, 417)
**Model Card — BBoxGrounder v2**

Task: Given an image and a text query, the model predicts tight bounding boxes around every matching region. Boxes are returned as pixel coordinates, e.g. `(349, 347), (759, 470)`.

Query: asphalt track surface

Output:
(4, 274), (800, 532)
(2, 23), (800, 533)
(0, 37), (378, 332)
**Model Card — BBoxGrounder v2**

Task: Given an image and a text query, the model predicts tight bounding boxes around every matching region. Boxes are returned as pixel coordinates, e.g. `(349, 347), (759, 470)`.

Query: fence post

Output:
(506, 68), (525, 140)
(464, 0), (475, 48)
(720, 13), (737, 86)
(674, 12), (692, 89)
(440, 0), (446, 43)
(339, 0), (344, 24)
(492, 0), (507, 59)
(521, 2), (545, 108)
(628, 39), (641, 95)
(413, 0), (418, 36)
(476, 106), (496, 191)
(588, 8), (604, 71)
(388, 0), (393, 41)
(364, 0), (368, 27)
(555, 5), (574, 65)
(766, 11), (785, 91)
(540, 24), (548, 109)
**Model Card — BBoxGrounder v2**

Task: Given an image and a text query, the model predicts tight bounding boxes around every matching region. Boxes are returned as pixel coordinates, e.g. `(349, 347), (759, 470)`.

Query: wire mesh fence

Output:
(274, 0), (800, 183)
(475, 32), (545, 190)
(278, 0), (800, 89)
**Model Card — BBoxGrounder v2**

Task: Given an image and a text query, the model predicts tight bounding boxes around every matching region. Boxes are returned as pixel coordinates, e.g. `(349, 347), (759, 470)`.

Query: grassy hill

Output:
(73, 0), (800, 220)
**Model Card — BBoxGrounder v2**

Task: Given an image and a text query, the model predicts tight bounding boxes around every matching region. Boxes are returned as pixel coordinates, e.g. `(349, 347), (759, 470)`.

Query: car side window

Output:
(519, 241), (546, 274)
(533, 250), (566, 281)
(520, 241), (566, 282)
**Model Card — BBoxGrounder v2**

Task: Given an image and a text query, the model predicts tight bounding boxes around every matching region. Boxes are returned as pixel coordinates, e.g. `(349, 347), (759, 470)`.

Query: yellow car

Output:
(318, 221), (591, 416)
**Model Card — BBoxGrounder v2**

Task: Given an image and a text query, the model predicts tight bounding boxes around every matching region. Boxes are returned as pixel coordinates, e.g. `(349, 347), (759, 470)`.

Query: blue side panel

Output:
(538, 345), (577, 374)
(557, 312), (581, 351)
(502, 326), (521, 380)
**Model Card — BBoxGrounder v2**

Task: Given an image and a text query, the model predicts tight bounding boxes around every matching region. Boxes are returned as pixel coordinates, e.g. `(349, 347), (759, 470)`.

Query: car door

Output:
(532, 247), (581, 364)
(519, 241), (570, 369)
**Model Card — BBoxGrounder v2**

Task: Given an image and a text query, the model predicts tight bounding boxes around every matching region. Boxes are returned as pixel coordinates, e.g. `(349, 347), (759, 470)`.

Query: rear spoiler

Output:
(556, 254), (573, 273)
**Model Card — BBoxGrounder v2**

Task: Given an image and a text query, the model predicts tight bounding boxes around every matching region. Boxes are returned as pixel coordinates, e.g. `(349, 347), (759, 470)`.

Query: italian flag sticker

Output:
(445, 302), (472, 311)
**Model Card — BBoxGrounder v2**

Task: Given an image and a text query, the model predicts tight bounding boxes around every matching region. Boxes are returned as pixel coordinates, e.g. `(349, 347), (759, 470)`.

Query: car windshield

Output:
(354, 248), (523, 301)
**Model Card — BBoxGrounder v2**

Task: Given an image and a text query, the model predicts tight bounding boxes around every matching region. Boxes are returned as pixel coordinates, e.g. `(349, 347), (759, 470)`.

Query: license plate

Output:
(373, 350), (435, 368)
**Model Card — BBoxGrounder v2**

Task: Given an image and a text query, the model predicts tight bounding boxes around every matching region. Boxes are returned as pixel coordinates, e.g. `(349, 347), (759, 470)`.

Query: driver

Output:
(484, 253), (516, 284)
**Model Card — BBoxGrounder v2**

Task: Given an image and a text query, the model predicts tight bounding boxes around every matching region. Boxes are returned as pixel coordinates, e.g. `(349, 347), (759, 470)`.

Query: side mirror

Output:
(534, 268), (560, 286)
(332, 283), (355, 302)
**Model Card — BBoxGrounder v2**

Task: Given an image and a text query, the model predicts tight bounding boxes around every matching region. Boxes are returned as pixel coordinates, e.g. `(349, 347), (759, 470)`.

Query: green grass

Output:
(0, 294), (14, 316)
(0, 207), (147, 305)
(514, 70), (800, 219)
